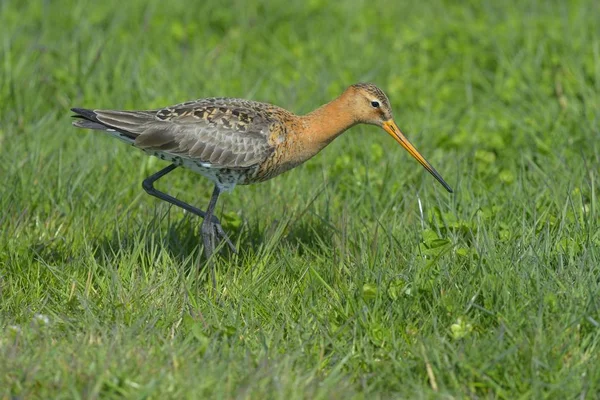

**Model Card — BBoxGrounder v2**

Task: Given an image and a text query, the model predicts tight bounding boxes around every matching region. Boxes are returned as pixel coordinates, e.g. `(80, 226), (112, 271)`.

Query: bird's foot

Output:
(201, 218), (237, 260)
(212, 222), (237, 255)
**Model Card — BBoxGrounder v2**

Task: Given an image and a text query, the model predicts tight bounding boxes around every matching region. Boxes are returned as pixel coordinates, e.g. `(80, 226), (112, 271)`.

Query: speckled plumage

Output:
(72, 97), (299, 191)
(72, 82), (452, 193)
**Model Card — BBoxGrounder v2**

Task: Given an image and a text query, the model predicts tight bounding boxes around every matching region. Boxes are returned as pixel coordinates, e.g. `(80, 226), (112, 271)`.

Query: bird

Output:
(71, 83), (452, 285)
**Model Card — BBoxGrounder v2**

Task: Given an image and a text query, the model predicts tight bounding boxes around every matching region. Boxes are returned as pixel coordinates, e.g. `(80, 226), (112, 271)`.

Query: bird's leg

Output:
(142, 164), (236, 254)
(200, 185), (222, 288)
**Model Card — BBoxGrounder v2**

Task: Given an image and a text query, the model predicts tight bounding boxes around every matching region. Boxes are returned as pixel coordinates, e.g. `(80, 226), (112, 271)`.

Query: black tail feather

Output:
(70, 107), (137, 140)
(71, 108), (100, 122)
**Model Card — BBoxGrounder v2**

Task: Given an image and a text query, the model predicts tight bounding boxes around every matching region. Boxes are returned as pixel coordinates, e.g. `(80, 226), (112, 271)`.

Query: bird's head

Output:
(343, 83), (453, 193)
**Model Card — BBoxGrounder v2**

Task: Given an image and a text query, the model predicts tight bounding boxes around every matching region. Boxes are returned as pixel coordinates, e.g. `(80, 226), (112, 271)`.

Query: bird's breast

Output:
(247, 120), (326, 183)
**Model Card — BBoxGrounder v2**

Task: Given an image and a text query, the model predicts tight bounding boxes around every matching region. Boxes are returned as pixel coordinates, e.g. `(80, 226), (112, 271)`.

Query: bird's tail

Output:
(71, 107), (155, 144)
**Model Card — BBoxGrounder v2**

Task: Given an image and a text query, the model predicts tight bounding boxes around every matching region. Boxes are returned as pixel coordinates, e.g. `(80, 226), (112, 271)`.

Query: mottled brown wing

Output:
(89, 98), (280, 169)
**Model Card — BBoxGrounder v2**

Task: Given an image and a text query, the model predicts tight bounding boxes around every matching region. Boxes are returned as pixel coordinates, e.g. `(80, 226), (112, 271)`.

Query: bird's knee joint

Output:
(142, 179), (154, 194)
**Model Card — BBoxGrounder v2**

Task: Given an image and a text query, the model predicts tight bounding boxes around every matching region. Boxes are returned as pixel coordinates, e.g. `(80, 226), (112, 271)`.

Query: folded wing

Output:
(72, 99), (277, 169)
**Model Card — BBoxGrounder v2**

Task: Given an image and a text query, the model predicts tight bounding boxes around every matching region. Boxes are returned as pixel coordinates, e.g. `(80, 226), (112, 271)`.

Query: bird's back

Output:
(72, 97), (297, 190)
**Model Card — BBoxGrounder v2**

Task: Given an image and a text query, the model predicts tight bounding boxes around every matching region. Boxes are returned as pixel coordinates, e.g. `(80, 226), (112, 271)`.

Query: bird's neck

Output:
(256, 95), (357, 180)
(299, 95), (357, 152)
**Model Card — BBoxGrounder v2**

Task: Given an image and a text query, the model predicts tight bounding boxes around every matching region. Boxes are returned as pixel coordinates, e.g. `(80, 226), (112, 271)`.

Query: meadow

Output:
(1, 0), (599, 398)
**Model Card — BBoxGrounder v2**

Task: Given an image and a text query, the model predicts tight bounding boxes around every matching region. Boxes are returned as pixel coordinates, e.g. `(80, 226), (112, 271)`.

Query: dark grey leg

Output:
(201, 185), (222, 288)
(142, 164), (236, 254)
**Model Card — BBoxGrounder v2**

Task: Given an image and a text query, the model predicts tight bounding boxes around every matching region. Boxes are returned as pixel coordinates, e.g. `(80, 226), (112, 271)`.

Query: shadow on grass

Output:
(92, 215), (210, 274)
(29, 208), (336, 278)
(101, 209), (333, 259)
(241, 215), (336, 269)
(279, 216), (336, 256)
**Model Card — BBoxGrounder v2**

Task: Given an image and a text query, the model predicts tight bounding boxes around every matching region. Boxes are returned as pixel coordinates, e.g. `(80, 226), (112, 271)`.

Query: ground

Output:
(1, 0), (599, 398)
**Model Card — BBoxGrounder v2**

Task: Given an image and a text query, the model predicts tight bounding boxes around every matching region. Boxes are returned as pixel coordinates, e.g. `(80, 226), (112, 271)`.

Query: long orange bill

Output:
(382, 120), (453, 193)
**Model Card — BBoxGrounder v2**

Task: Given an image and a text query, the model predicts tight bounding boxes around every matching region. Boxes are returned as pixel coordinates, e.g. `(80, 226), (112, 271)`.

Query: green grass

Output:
(1, 0), (599, 398)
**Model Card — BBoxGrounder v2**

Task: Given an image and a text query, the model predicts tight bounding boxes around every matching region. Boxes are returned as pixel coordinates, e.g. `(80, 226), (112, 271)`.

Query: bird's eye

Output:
(371, 101), (380, 108)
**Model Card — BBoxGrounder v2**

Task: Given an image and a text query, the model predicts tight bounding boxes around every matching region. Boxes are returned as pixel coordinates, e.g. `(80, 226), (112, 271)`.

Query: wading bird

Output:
(72, 83), (452, 283)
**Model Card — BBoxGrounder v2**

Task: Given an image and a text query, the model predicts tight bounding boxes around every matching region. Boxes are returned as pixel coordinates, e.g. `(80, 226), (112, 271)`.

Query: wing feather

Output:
(72, 98), (282, 169)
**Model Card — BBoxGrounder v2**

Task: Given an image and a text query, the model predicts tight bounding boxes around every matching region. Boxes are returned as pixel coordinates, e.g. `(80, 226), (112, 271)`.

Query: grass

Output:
(1, 0), (599, 398)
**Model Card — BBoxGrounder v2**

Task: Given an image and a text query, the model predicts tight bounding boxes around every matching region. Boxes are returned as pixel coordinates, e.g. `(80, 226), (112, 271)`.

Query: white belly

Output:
(145, 150), (244, 192)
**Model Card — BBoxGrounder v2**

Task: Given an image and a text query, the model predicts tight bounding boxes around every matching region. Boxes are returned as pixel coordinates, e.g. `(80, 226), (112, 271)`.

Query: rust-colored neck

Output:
(298, 94), (357, 153)
(255, 92), (360, 181)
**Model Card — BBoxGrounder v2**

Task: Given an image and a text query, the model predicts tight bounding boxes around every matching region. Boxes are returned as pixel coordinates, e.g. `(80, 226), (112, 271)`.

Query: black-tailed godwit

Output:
(72, 83), (452, 284)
